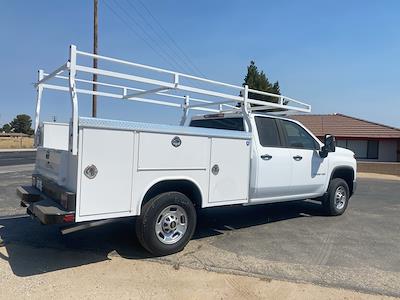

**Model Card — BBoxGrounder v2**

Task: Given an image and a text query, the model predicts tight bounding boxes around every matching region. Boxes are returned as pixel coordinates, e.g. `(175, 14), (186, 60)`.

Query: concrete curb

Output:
(0, 149), (36, 152)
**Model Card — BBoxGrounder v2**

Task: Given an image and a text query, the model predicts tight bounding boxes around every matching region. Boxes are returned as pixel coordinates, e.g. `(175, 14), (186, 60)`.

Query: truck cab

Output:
(190, 112), (356, 207)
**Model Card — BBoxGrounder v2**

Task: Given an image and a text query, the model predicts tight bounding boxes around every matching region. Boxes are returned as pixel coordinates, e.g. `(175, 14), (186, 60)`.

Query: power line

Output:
(103, 0), (178, 70)
(136, 0), (206, 77)
(109, 0), (191, 73)
(124, 0), (201, 76)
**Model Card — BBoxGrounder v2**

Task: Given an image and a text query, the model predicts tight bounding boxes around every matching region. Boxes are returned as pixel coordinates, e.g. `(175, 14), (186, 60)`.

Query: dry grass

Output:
(0, 137), (34, 149)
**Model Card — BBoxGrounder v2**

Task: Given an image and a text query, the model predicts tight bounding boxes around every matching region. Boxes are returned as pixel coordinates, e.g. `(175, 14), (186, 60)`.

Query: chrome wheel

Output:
(334, 186), (347, 210)
(155, 205), (188, 245)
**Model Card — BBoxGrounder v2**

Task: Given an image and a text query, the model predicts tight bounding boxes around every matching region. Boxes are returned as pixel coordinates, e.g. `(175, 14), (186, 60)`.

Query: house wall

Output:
(357, 162), (400, 176)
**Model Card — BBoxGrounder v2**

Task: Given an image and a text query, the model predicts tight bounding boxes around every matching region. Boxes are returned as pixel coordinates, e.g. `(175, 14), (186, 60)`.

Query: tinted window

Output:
(255, 117), (281, 147)
(189, 118), (244, 131)
(281, 120), (318, 150)
(367, 140), (379, 159)
(339, 139), (379, 159)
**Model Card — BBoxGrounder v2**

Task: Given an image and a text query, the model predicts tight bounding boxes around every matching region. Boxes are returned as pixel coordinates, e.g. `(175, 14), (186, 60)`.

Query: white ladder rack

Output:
(34, 45), (311, 155)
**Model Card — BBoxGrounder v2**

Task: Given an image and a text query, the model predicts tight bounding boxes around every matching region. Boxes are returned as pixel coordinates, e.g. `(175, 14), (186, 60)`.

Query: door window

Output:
(280, 120), (319, 150)
(255, 117), (281, 147)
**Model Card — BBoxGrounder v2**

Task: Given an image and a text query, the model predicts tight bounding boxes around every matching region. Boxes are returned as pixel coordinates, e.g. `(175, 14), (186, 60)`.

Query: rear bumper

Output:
(17, 175), (76, 225)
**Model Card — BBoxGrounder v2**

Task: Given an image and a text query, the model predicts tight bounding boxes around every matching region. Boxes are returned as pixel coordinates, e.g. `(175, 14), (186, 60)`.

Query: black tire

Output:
(322, 178), (350, 216)
(135, 192), (197, 256)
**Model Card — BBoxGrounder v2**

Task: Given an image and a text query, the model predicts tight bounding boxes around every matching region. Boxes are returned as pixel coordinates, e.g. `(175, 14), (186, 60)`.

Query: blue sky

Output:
(1, 0), (399, 128)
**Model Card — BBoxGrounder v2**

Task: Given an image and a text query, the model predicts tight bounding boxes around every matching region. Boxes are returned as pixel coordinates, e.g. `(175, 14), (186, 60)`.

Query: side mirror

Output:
(320, 134), (336, 158)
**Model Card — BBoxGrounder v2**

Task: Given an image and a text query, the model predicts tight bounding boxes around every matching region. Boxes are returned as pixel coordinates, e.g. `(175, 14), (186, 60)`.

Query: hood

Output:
(335, 146), (355, 157)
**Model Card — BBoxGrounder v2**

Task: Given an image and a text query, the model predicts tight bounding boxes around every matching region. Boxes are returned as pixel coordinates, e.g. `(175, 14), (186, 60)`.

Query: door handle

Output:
(261, 154), (272, 160)
(293, 155), (303, 161)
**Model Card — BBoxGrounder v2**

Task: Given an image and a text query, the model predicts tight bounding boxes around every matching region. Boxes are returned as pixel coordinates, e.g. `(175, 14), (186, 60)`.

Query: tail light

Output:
(63, 214), (75, 223)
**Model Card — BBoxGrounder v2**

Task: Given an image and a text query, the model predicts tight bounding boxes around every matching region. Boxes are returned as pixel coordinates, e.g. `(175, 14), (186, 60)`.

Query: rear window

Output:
(189, 118), (244, 131)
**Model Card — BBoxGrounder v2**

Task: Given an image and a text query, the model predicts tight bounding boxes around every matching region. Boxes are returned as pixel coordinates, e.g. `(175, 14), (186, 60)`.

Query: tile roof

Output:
(290, 113), (400, 139)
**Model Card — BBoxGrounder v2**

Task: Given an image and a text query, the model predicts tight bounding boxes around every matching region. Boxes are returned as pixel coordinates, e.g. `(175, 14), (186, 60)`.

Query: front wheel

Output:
(322, 178), (350, 216)
(135, 192), (197, 256)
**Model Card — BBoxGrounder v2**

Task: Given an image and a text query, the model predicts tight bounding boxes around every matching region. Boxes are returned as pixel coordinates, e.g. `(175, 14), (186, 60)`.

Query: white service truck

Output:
(17, 46), (357, 256)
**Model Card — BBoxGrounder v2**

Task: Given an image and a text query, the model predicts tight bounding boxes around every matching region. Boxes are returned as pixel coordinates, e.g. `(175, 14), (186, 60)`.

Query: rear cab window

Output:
(189, 117), (244, 131)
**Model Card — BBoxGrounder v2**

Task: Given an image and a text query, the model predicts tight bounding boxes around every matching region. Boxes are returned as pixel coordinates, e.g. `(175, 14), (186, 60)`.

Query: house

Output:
(290, 113), (400, 162)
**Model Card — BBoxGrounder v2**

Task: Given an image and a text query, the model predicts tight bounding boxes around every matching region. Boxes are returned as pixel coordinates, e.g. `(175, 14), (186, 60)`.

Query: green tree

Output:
(241, 61), (281, 110)
(1, 124), (12, 133)
(8, 114), (34, 135)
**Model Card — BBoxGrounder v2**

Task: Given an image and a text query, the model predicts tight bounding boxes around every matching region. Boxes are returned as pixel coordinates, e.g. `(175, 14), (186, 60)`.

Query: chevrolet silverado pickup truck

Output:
(17, 45), (356, 256)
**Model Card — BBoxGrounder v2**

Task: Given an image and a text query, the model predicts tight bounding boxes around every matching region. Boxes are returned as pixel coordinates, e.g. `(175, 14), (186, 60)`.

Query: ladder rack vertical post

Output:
(34, 69), (44, 147)
(174, 73), (179, 88)
(242, 85), (252, 132)
(69, 45), (79, 155)
(180, 95), (190, 126)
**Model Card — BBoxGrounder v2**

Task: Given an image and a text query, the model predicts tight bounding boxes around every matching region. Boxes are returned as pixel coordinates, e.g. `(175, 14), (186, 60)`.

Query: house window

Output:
(367, 140), (379, 159)
(336, 139), (379, 159)
(347, 140), (368, 158)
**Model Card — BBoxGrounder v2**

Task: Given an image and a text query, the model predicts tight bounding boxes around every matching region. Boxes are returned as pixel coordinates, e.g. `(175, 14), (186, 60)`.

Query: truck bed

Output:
(28, 117), (252, 224)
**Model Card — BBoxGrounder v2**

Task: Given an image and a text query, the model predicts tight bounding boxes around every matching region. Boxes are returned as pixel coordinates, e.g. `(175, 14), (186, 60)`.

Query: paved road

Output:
(0, 167), (399, 297)
(0, 151), (36, 166)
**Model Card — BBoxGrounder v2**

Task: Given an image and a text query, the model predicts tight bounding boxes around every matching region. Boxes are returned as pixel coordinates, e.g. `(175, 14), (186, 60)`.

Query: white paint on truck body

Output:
(70, 117), (251, 222)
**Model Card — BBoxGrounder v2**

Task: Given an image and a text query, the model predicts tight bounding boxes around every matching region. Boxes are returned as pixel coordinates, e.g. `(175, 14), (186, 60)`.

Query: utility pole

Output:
(92, 0), (98, 117)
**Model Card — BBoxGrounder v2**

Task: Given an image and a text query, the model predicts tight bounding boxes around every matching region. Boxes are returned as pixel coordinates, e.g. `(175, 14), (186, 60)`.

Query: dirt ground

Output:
(0, 137), (34, 149)
(0, 246), (394, 300)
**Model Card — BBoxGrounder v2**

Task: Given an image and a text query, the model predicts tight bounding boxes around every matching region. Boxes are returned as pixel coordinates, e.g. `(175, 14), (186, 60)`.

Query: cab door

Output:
(279, 119), (328, 197)
(250, 116), (293, 202)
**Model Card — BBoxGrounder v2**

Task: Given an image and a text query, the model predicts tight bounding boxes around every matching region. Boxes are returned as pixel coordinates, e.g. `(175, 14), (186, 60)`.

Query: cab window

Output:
(254, 117), (281, 147)
(280, 120), (319, 150)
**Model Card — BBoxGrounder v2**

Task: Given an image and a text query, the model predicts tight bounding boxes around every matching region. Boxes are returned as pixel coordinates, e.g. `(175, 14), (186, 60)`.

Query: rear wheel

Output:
(322, 178), (350, 216)
(136, 192), (196, 256)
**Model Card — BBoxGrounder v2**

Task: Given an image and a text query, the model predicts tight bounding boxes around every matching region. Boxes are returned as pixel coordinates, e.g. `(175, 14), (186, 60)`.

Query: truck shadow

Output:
(0, 200), (323, 277)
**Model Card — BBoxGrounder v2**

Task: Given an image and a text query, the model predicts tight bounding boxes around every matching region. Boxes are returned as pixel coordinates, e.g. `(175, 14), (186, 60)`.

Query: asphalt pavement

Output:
(0, 150), (36, 166)
(0, 164), (399, 297)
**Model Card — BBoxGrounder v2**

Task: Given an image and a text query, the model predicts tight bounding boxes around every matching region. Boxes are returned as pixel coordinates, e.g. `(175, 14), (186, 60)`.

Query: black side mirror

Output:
(320, 134), (336, 158)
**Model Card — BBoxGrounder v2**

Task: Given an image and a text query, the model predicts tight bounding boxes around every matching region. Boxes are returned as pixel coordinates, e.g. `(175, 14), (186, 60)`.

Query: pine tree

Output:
(241, 61), (281, 110)
(8, 114), (34, 135)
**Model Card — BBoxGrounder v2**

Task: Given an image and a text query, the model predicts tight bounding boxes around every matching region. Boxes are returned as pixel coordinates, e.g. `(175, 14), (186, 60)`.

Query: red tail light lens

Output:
(63, 214), (75, 223)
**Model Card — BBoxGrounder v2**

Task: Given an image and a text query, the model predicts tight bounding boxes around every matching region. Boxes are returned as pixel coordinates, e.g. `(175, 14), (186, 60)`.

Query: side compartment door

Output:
(78, 128), (134, 219)
(250, 117), (293, 202)
(208, 137), (250, 204)
(279, 119), (328, 196)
